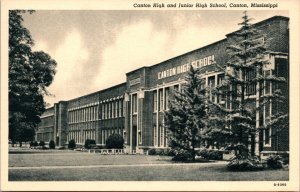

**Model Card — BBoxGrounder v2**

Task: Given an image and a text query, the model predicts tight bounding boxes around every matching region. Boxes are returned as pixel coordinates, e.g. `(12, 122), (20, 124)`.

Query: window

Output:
(265, 70), (271, 95)
(153, 91), (157, 112)
(115, 101), (119, 117)
(88, 107), (91, 121)
(83, 109), (86, 122)
(108, 102), (111, 118)
(153, 125), (157, 146)
(69, 112), (71, 123)
(102, 130), (105, 144)
(119, 100), (123, 117)
(132, 94), (138, 114)
(208, 76), (215, 102)
(138, 131), (142, 144)
(90, 107), (93, 121)
(165, 130), (168, 147)
(217, 74), (225, 104)
(200, 79), (205, 91)
(274, 58), (288, 78)
(264, 101), (271, 146)
(160, 125), (164, 147)
(165, 88), (170, 110)
(95, 106), (98, 120)
(123, 99), (126, 117)
(159, 89), (163, 111)
(265, 102), (270, 121)
(101, 104), (105, 119)
(79, 109), (82, 122)
(123, 130), (127, 144)
(265, 128), (270, 145)
(112, 101), (115, 118)
(174, 84), (179, 92)
(245, 69), (256, 96)
(78, 109), (83, 122)
(103, 104), (106, 119)
(87, 108), (89, 121)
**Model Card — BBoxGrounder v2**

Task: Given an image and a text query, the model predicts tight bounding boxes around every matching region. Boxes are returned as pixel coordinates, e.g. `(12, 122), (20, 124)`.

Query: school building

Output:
(36, 15), (289, 155)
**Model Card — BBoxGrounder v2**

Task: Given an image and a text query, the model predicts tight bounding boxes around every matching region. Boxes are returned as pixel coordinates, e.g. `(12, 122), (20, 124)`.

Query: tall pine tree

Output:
(208, 11), (288, 157)
(165, 66), (207, 161)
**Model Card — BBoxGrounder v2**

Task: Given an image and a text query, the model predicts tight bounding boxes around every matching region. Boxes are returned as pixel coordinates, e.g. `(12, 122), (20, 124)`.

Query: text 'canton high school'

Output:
(36, 16), (289, 155)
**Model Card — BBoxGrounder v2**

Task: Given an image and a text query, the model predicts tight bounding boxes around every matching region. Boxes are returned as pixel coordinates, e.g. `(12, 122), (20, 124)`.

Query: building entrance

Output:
(131, 125), (137, 153)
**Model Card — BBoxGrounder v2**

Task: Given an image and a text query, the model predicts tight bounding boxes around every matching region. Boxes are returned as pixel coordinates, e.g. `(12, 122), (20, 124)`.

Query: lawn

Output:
(9, 149), (172, 167)
(8, 149), (289, 181)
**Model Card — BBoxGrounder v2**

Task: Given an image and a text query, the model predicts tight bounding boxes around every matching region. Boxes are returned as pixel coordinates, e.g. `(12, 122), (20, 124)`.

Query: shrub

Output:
(157, 149), (165, 156)
(281, 152), (289, 165)
(33, 141), (38, 147)
(39, 141), (45, 146)
(106, 133), (124, 149)
(148, 148), (156, 155)
(68, 139), (76, 149)
(147, 148), (175, 156)
(227, 155), (264, 171)
(49, 140), (55, 149)
(167, 148), (176, 156)
(30, 141), (38, 147)
(198, 149), (209, 159)
(172, 149), (193, 162)
(198, 149), (223, 160)
(267, 155), (283, 169)
(84, 139), (96, 149)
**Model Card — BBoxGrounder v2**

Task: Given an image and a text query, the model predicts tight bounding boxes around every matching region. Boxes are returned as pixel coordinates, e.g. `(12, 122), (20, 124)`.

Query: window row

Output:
(101, 99), (125, 119)
(153, 86), (173, 112)
(39, 116), (54, 127)
(207, 74), (226, 103)
(153, 125), (167, 147)
(67, 128), (125, 145)
(67, 130), (96, 144)
(68, 99), (125, 123)
(68, 122), (98, 131)
(36, 132), (54, 142)
(68, 106), (99, 123)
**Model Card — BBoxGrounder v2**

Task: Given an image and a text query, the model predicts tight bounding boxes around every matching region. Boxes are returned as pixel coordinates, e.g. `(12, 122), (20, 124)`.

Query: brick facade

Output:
(37, 16), (289, 154)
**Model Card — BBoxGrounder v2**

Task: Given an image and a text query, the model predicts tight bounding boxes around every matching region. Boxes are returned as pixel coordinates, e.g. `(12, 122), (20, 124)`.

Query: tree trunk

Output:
(251, 134), (255, 156)
(192, 143), (195, 161)
(19, 141), (22, 147)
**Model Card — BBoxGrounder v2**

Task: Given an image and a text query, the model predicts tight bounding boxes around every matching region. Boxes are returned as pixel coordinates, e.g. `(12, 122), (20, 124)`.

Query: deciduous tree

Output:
(9, 10), (57, 146)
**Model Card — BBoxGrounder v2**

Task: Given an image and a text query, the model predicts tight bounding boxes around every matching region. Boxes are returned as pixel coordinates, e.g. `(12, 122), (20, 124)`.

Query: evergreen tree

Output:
(9, 11), (57, 146)
(165, 66), (207, 161)
(208, 11), (288, 156)
(264, 89), (289, 151)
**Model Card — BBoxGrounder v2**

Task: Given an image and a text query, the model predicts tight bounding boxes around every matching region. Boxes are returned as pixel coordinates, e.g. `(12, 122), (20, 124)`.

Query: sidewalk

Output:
(9, 160), (228, 170)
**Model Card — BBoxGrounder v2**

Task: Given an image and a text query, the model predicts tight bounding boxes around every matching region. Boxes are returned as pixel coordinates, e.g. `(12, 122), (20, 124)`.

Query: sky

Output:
(21, 10), (288, 106)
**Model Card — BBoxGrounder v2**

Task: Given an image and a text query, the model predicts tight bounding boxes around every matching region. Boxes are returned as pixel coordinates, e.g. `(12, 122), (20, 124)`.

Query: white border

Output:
(1, 0), (299, 191)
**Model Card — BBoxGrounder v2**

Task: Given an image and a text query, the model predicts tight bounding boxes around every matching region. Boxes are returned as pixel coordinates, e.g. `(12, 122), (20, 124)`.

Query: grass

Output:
(8, 149), (289, 181)
(9, 150), (172, 167)
(9, 164), (289, 181)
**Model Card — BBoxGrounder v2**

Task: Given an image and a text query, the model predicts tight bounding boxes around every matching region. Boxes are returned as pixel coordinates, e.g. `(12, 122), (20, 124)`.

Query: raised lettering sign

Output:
(157, 55), (216, 80)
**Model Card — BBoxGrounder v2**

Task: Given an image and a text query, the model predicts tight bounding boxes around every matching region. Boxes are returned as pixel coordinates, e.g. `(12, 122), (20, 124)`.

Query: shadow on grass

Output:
(171, 158), (217, 163)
